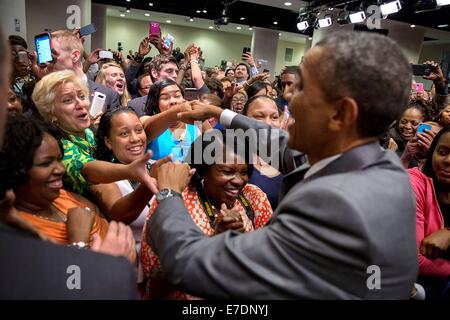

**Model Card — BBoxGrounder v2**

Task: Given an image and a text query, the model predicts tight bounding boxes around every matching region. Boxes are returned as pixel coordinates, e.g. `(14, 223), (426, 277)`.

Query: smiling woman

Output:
(0, 116), (108, 244)
(140, 130), (273, 299)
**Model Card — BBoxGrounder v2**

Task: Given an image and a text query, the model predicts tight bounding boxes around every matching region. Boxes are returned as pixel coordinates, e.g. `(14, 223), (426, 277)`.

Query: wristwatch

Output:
(156, 188), (182, 203)
(68, 241), (89, 249)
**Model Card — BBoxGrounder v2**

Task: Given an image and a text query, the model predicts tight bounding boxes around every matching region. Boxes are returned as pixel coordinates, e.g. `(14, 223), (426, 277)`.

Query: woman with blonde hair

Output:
(96, 62), (131, 106)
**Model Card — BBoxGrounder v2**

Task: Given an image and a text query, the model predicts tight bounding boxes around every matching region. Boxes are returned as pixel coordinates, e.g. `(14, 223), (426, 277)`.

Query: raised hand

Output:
(138, 37), (151, 58)
(215, 203), (245, 234)
(177, 104), (223, 124)
(152, 161), (195, 194)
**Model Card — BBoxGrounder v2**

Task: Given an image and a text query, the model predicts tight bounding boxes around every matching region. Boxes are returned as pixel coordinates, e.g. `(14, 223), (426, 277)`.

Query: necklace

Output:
(16, 203), (67, 223)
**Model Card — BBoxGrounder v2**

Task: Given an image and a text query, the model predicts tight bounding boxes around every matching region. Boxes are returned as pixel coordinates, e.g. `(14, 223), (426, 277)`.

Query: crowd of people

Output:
(0, 23), (450, 300)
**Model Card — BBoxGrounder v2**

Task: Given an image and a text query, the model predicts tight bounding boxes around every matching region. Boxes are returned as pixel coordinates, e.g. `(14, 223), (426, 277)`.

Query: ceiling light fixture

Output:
(297, 21), (309, 31)
(380, 1), (402, 16)
(273, 21), (278, 25)
(318, 16), (332, 28)
(236, 26), (242, 29)
(166, 20), (171, 23)
(240, 17), (245, 20)
(438, 24), (449, 28)
(145, 13), (150, 17)
(149, 2), (153, 6)
(196, 10), (201, 13)
(189, 17), (194, 22)
(349, 11), (366, 23)
(436, 0), (450, 6)
(284, 2), (292, 6)
(120, 13), (125, 17)
(410, 24), (416, 28)
(203, 9), (208, 13)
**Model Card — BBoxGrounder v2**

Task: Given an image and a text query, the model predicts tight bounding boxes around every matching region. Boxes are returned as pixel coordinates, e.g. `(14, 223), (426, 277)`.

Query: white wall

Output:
(276, 40), (305, 71)
(25, 0), (92, 51)
(106, 16), (307, 75)
(106, 16), (253, 68)
(0, 0), (27, 40)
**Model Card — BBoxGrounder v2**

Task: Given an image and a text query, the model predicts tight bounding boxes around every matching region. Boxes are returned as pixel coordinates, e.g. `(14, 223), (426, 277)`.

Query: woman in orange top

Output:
(0, 116), (108, 245)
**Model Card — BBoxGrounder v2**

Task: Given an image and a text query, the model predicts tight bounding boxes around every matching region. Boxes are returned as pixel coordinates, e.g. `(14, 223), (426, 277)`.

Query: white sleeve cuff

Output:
(220, 109), (238, 128)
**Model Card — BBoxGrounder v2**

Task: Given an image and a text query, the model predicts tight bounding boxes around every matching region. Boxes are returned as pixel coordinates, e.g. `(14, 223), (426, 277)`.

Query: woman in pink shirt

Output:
(408, 126), (450, 299)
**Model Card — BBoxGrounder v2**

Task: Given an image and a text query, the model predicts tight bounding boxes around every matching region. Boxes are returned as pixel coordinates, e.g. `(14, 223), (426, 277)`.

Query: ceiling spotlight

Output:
(318, 16), (332, 28)
(126, 0), (131, 2)
(297, 20), (309, 31)
(438, 24), (449, 28)
(240, 17), (245, 20)
(120, 13), (125, 17)
(410, 24), (416, 28)
(279, 33), (282, 36)
(208, 26), (214, 29)
(349, 11), (366, 23)
(437, 0), (450, 6)
(236, 26), (242, 29)
(166, 20), (171, 23)
(284, 2), (292, 6)
(308, 37), (313, 40)
(196, 10), (201, 13)
(145, 13), (150, 17)
(249, 27), (253, 30)
(149, 2), (153, 6)
(189, 17), (194, 22)
(126, 6), (130, 13)
(273, 21), (278, 25)
(380, 1), (402, 16)
(203, 9), (207, 13)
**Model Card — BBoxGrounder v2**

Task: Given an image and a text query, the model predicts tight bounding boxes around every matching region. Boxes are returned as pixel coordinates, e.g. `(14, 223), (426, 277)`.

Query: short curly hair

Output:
(0, 115), (64, 193)
(32, 70), (89, 122)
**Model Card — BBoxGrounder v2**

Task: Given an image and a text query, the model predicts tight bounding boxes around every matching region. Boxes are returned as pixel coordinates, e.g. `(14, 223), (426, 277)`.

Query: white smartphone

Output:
(99, 50), (114, 60)
(90, 91), (106, 117)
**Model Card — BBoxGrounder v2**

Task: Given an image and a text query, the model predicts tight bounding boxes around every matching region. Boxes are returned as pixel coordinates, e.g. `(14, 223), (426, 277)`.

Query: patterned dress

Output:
(140, 183), (273, 300)
(61, 128), (96, 197)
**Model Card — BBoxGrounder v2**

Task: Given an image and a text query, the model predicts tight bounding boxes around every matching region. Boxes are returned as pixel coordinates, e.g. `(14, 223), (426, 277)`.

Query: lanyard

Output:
(196, 184), (255, 229)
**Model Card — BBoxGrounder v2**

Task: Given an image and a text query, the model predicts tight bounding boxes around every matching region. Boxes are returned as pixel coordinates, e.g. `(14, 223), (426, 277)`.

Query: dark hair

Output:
(224, 69), (234, 77)
(314, 31), (412, 138)
(148, 54), (178, 82)
(235, 63), (250, 80)
(144, 79), (184, 116)
(93, 107), (138, 162)
(221, 77), (233, 84)
(8, 35), (28, 49)
(242, 95), (279, 116)
(186, 130), (254, 188)
(281, 65), (300, 77)
(0, 115), (63, 192)
(204, 77), (224, 99)
(422, 126), (450, 179)
(246, 81), (268, 99)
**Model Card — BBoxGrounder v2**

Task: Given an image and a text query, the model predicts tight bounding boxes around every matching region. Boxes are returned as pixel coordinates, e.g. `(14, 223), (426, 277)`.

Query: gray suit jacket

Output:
(127, 96), (148, 117)
(88, 79), (121, 111)
(147, 114), (418, 299)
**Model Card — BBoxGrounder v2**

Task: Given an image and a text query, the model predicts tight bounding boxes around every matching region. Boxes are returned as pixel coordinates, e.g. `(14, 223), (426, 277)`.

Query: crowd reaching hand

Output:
(215, 203), (245, 234)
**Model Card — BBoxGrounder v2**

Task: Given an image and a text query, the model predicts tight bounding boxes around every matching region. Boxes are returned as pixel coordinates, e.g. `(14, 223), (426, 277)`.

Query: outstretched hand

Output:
(152, 161), (195, 194)
(177, 103), (223, 124)
(126, 150), (159, 194)
(215, 203), (245, 234)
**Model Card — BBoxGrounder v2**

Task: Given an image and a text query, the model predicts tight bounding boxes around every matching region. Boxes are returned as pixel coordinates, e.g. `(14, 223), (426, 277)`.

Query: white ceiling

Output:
(106, 5), (308, 44)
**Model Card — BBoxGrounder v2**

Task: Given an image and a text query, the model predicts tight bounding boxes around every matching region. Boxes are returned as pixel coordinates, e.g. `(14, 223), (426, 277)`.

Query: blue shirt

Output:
(148, 124), (199, 162)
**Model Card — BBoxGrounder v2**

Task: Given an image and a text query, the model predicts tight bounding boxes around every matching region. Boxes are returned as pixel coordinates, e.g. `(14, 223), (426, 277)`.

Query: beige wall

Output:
(276, 40), (305, 71)
(0, 0), (27, 40)
(106, 16), (306, 75)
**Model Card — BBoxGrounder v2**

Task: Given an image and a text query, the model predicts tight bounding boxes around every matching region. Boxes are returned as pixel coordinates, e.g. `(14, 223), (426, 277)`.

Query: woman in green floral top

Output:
(32, 70), (163, 221)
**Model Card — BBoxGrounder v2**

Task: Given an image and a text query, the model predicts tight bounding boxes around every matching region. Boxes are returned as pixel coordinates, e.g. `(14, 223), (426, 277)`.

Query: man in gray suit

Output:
(147, 31), (418, 299)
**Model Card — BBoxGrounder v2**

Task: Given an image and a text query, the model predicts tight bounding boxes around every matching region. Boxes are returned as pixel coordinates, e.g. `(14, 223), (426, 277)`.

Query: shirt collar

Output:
(304, 154), (342, 179)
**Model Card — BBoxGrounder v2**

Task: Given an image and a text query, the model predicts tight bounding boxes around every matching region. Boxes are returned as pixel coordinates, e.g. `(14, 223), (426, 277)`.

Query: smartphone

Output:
(163, 33), (174, 50)
(414, 82), (424, 93)
(79, 23), (96, 37)
(411, 64), (431, 77)
(184, 88), (198, 101)
(242, 47), (251, 55)
(90, 91), (106, 117)
(17, 51), (28, 63)
(34, 32), (53, 65)
(417, 123), (432, 134)
(99, 50), (114, 60)
(149, 22), (161, 36)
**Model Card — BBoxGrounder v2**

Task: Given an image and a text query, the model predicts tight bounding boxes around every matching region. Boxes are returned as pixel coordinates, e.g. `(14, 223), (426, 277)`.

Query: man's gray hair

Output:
(315, 31), (412, 138)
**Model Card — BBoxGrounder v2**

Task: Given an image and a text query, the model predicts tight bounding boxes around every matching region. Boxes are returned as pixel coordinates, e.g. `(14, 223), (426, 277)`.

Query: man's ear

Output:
(150, 68), (158, 81)
(328, 97), (359, 132)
